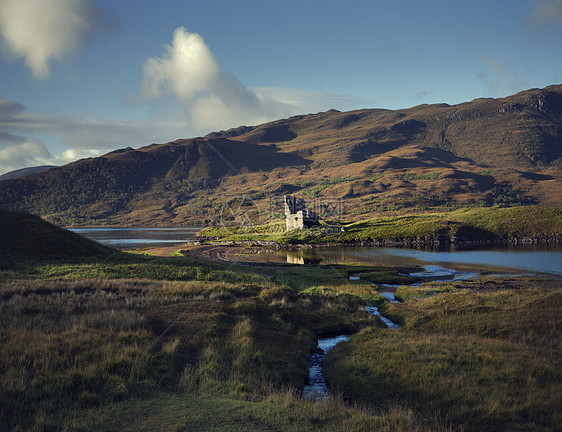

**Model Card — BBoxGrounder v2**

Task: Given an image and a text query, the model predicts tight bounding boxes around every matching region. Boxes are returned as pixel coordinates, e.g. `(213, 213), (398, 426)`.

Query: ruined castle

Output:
(284, 195), (319, 231)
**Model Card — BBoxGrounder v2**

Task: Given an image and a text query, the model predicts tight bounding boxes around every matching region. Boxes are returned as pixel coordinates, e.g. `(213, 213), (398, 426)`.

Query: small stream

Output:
(302, 305), (401, 401)
(302, 264), (478, 401)
(302, 335), (351, 401)
(365, 306), (401, 329)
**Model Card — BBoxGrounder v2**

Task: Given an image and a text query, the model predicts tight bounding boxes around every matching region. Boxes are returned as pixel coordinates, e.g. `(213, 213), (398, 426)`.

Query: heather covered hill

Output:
(0, 86), (561, 225)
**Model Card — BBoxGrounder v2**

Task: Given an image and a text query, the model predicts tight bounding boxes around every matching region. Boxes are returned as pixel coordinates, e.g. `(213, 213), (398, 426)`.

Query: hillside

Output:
(0, 165), (57, 181)
(0, 85), (561, 226)
(0, 209), (113, 267)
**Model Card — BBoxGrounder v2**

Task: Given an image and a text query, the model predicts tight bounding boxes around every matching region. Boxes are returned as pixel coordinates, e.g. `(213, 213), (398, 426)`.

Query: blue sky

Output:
(1, 0), (561, 175)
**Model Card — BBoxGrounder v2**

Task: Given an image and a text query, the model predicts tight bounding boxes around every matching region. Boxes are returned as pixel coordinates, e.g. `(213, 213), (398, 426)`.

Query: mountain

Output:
(0, 165), (57, 181)
(0, 86), (561, 226)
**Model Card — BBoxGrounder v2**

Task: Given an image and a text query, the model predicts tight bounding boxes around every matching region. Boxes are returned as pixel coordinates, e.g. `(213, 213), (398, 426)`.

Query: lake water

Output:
(69, 227), (562, 276)
(69, 227), (201, 249)
(277, 245), (562, 276)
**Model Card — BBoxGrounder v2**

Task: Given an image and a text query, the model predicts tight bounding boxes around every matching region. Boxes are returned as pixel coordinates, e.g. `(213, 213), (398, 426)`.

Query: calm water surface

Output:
(278, 245), (562, 276)
(69, 227), (201, 249)
(70, 227), (562, 276)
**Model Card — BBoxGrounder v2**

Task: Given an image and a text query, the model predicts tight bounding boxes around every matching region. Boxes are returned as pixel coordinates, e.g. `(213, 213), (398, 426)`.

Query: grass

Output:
(50, 391), (442, 432)
(1, 212), (560, 430)
(2, 258), (560, 431)
(359, 271), (418, 285)
(394, 282), (459, 302)
(339, 206), (562, 242)
(324, 278), (562, 432)
(198, 206), (562, 245)
(0, 253), (399, 431)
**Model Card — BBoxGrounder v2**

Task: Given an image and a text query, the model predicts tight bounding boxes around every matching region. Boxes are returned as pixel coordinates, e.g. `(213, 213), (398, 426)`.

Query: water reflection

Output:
(277, 245), (562, 276)
(69, 227), (201, 249)
(286, 250), (322, 265)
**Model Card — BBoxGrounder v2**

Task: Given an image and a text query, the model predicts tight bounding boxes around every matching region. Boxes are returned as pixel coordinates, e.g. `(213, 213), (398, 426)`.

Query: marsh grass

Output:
(394, 282), (459, 302)
(359, 271), (418, 285)
(2, 243), (560, 431)
(262, 263), (411, 304)
(325, 278), (562, 431)
(0, 269), (376, 431)
(51, 391), (453, 432)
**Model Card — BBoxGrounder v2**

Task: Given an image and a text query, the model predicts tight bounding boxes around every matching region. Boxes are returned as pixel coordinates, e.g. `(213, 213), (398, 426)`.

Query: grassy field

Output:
(198, 206), (562, 244)
(0, 250), (423, 431)
(2, 249), (561, 431)
(324, 278), (562, 432)
(1, 209), (561, 430)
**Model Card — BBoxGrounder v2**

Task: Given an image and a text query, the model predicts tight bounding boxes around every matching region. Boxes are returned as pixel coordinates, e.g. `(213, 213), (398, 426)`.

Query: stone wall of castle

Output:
(284, 195), (319, 231)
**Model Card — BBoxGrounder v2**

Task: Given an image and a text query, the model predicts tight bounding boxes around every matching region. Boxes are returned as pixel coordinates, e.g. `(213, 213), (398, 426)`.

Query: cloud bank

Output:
(141, 27), (291, 132)
(0, 0), (118, 78)
(141, 27), (358, 132)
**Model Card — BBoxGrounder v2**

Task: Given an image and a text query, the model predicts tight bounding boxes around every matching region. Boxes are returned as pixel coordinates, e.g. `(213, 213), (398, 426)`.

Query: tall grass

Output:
(0, 273), (376, 430)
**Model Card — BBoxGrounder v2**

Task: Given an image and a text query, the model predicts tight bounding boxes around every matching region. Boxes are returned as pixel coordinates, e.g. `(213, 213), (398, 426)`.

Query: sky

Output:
(0, 0), (561, 175)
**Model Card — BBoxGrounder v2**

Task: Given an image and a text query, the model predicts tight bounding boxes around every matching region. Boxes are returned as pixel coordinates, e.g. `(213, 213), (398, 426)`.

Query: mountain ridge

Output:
(0, 85), (561, 226)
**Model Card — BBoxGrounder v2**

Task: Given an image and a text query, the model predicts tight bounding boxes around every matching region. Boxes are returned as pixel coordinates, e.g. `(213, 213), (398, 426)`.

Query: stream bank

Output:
(303, 305), (401, 401)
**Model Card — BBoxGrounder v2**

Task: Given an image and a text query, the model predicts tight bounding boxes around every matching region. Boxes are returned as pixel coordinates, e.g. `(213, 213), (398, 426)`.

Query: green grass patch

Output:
(359, 271), (418, 285)
(51, 391), (437, 432)
(394, 282), (459, 302)
(391, 172), (441, 181)
(198, 206), (562, 245)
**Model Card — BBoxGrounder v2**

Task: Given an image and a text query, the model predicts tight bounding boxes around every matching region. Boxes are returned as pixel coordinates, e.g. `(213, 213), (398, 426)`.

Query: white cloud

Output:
(141, 27), (292, 132)
(142, 28), (219, 102)
(0, 0), (118, 78)
(141, 27), (362, 132)
(0, 138), (52, 173)
(530, 0), (562, 25)
(60, 148), (101, 162)
(254, 87), (365, 114)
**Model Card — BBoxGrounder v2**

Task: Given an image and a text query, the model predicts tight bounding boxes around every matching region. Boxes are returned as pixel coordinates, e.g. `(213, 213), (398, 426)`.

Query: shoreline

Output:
(190, 233), (562, 250)
(137, 243), (562, 279)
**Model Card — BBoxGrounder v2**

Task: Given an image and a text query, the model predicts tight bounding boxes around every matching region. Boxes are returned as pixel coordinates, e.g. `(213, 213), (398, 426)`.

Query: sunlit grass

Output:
(198, 206), (562, 244)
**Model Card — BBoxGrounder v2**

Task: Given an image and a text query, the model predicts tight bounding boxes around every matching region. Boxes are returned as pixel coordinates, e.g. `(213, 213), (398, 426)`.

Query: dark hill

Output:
(0, 165), (57, 181)
(0, 209), (113, 267)
(0, 86), (561, 225)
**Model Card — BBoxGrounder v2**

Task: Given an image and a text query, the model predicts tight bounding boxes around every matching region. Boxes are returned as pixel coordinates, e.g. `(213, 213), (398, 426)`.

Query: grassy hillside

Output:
(198, 206), (562, 244)
(0, 209), (112, 268)
(1, 86), (561, 225)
